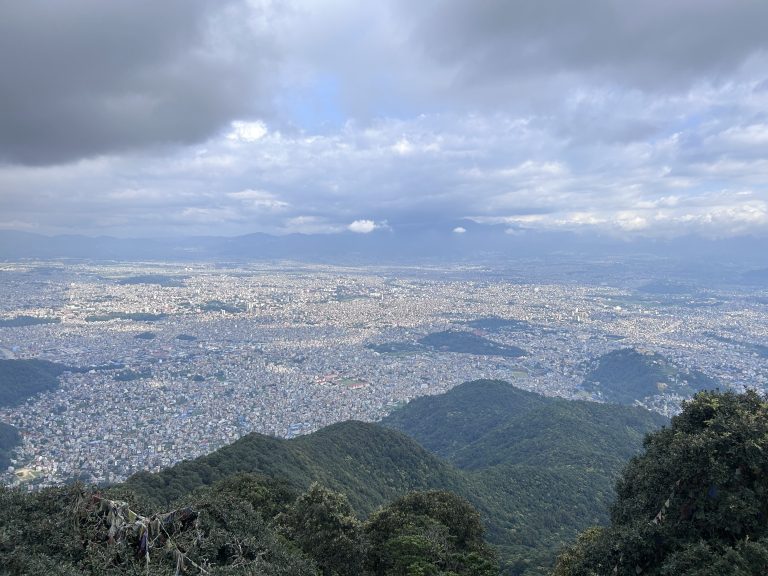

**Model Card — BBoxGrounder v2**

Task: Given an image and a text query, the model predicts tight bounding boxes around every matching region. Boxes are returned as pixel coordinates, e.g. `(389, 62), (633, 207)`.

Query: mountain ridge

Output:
(3, 228), (768, 270)
(124, 379), (666, 574)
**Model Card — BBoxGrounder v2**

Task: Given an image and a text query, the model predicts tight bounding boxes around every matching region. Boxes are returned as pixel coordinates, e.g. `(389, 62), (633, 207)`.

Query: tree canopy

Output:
(0, 477), (497, 575)
(553, 389), (768, 576)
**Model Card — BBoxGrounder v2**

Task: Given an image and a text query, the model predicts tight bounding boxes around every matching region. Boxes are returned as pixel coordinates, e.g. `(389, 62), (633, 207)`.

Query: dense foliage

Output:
(0, 377), (675, 575)
(277, 483), (365, 575)
(581, 348), (717, 405)
(0, 476), (495, 575)
(0, 359), (70, 471)
(462, 317), (532, 332)
(116, 274), (186, 287)
(0, 420), (21, 470)
(0, 358), (68, 407)
(0, 315), (60, 327)
(125, 421), (464, 513)
(367, 329), (527, 358)
(419, 331), (526, 358)
(553, 389), (768, 576)
(383, 380), (666, 574)
(202, 300), (244, 313)
(134, 331), (156, 340)
(126, 380), (662, 575)
(381, 380), (547, 459)
(364, 491), (498, 576)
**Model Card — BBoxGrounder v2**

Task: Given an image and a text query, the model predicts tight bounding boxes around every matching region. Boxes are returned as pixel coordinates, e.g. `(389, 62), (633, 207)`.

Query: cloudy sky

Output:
(1, 0), (767, 238)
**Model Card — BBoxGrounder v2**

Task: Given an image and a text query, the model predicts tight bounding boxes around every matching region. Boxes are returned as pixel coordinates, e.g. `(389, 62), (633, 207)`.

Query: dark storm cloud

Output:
(402, 0), (768, 92)
(0, 0), (274, 165)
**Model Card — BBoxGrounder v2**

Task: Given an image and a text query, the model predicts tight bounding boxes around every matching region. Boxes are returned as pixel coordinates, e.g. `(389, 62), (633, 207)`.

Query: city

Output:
(1, 260), (766, 488)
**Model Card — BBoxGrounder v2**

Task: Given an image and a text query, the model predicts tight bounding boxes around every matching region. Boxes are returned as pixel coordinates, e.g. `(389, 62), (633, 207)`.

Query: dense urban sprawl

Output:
(1, 261), (767, 488)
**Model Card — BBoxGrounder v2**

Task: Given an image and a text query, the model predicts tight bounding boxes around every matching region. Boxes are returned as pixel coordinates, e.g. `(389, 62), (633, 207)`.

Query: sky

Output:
(1, 0), (767, 239)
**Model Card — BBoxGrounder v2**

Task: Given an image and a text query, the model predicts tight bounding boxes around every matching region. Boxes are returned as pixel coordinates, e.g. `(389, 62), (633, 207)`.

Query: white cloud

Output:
(348, 219), (377, 233)
(4, 105), (768, 238)
(227, 121), (268, 143)
(227, 189), (289, 211)
(2, 80), (767, 239)
(489, 195), (768, 238)
(453, 226), (466, 234)
(393, 138), (413, 155)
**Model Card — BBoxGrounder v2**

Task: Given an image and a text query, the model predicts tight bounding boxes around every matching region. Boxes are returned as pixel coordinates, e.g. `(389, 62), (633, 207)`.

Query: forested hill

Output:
(4, 386), (764, 575)
(0, 358), (69, 407)
(382, 380), (668, 573)
(0, 359), (71, 469)
(124, 420), (464, 513)
(382, 379), (667, 467)
(1, 477), (498, 575)
(0, 421), (21, 470)
(554, 390), (768, 575)
(581, 348), (718, 406)
(122, 380), (666, 575)
(381, 379), (549, 458)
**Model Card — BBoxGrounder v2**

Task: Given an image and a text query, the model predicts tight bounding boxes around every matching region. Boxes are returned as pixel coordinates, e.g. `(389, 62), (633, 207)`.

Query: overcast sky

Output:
(1, 0), (767, 238)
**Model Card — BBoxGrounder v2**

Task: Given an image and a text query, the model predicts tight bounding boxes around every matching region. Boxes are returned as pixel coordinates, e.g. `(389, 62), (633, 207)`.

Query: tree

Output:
(364, 490), (498, 575)
(277, 483), (365, 576)
(554, 390), (768, 576)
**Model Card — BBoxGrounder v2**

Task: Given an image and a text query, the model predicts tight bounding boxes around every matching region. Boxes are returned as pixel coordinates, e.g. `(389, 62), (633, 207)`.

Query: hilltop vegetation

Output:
(1, 374), (762, 576)
(0, 421), (21, 470)
(383, 380), (666, 574)
(0, 476), (495, 575)
(554, 389), (768, 576)
(462, 317), (532, 332)
(122, 380), (663, 574)
(125, 421), (464, 514)
(420, 331), (526, 358)
(581, 348), (718, 406)
(0, 359), (71, 472)
(368, 330), (527, 358)
(0, 358), (69, 408)
(116, 274), (186, 287)
(382, 380), (547, 459)
(0, 315), (60, 327)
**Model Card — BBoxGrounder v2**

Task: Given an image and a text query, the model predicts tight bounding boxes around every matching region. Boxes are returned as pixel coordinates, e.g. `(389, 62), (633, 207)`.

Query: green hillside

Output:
(1, 378), (672, 575)
(0, 359), (70, 469)
(367, 330), (527, 358)
(383, 379), (667, 574)
(0, 358), (68, 408)
(581, 348), (718, 405)
(381, 379), (665, 468)
(449, 399), (666, 471)
(127, 379), (665, 575)
(382, 379), (548, 459)
(125, 420), (465, 514)
(0, 315), (60, 327)
(0, 421), (21, 470)
(420, 330), (527, 358)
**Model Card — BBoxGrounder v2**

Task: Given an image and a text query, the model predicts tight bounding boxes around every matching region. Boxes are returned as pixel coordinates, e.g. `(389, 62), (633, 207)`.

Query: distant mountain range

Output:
(2, 228), (768, 273)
